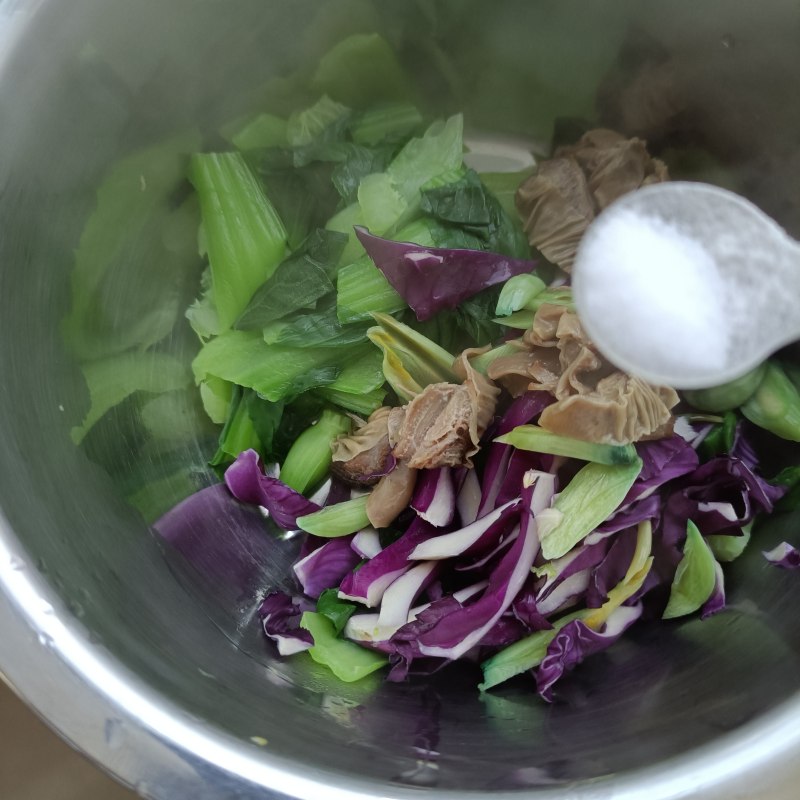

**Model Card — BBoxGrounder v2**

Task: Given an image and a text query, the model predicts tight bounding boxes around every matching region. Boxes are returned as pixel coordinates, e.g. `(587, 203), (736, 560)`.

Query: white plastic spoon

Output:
(572, 181), (800, 389)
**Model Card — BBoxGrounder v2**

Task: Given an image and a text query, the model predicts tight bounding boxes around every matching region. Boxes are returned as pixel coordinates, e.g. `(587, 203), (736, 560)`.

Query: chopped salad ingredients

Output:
(64, 32), (798, 702)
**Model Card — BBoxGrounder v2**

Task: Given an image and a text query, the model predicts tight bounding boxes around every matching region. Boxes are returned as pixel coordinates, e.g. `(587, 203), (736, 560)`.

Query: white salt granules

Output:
(577, 210), (730, 379)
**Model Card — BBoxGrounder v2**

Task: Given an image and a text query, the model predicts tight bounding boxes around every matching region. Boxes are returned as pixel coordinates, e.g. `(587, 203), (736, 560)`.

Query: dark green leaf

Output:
(261, 163), (341, 251)
(773, 465), (800, 512)
(698, 411), (738, 461)
(236, 230), (348, 329)
(421, 168), (531, 258)
(316, 588), (357, 635)
(246, 394), (285, 462)
(331, 143), (396, 202)
(263, 305), (370, 349)
(209, 386), (261, 468)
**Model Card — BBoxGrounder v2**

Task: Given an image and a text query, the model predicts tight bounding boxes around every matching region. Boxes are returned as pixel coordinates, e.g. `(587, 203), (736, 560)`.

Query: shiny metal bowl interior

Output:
(2, 1), (800, 798)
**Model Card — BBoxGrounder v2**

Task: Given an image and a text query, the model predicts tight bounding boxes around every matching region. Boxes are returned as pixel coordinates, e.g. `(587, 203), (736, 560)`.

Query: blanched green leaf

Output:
(246, 394), (285, 462)
(331, 144), (396, 202)
(539, 459), (643, 560)
(479, 166), (536, 218)
(663, 521), (718, 619)
(479, 612), (582, 692)
(367, 313), (457, 402)
(190, 152), (288, 330)
(300, 611), (387, 682)
(684, 363), (766, 413)
(316, 588), (357, 635)
(262, 164), (341, 252)
(286, 95), (351, 148)
(192, 330), (348, 402)
(198, 375), (233, 424)
(72, 352), (190, 444)
(497, 425), (639, 465)
(263, 307), (370, 349)
(698, 411), (738, 460)
(741, 362), (800, 442)
(227, 113), (289, 152)
(297, 496), (370, 537)
(351, 102), (424, 146)
(63, 132), (202, 360)
(311, 33), (414, 109)
(420, 168), (529, 258)
(707, 525), (752, 563)
(236, 230), (347, 329)
(496, 274), (546, 316)
(209, 385), (262, 467)
(280, 409), (352, 494)
(317, 386), (386, 416)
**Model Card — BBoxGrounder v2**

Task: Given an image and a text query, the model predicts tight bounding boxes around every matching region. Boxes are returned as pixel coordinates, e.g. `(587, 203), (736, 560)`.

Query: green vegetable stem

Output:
(741, 361), (800, 441)
(279, 410), (352, 494)
(297, 495), (370, 537)
(684, 363), (766, 413)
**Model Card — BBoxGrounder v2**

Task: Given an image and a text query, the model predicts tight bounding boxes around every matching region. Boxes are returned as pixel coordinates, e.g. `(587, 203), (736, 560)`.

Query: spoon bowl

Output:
(572, 182), (800, 389)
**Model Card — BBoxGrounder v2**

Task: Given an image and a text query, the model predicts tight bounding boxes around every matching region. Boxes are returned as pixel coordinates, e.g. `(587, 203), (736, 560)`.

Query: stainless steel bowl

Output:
(2, 1), (800, 798)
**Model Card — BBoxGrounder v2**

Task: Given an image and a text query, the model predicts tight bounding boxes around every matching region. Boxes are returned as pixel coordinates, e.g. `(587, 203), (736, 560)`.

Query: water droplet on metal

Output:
(37, 632), (53, 648)
(197, 667), (216, 679)
(105, 718), (126, 749)
(721, 33), (736, 49)
(9, 557), (25, 571)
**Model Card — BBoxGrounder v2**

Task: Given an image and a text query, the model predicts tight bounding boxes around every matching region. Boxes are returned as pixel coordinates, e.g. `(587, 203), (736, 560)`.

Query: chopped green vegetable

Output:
(698, 411), (738, 460)
(538, 459), (643, 560)
(331, 144), (396, 202)
(286, 95), (351, 148)
(190, 152), (288, 330)
(280, 410), (352, 494)
(235, 230), (347, 330)
(297, 495), (370, 537)
(311, 33), (414, 109)
(772, 467), (800, 512)
(479, 166), (536, 218)
(741, 361), (800, 441)
(316, 588), (358, 635)
(209, 385), (262, 467)
(470, 342), (521, 375)
(300, 611), (387, 682)
(496, 425), (639, 465)
(367, 313), (457, 401)
(199, 376), (234, 425)
(419, 168), (530, 258)
(192, 330), (348, 402)
(663, 521), (719, 619)
(495, 274), (547, 317)
(479, 612), (582, 692)
(226, 113), (289, 152)
(316, 386), (386, 416)
(494, 310), (536, 330)
(72, 352), (190, 444)
(707, 524), (752, 563)
(263, 307), (370, 349)
(63, 132), (202, 360)
(351, 102), (424, 146)
(684, 363), (766, 413)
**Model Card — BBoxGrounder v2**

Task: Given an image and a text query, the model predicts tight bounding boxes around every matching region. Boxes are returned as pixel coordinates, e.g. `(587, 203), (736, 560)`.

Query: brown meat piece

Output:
(366, 461), (417, 528)
(391, 351), (500, 470)
(489, 304), (678, 445)
(331, 407), (392, 486)
(516, 128), (669, 271)
(515, 157), (594, 272)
